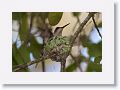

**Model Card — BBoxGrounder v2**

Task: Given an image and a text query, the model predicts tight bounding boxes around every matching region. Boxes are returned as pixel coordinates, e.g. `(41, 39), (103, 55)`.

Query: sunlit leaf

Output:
(48, 12), (63, 26)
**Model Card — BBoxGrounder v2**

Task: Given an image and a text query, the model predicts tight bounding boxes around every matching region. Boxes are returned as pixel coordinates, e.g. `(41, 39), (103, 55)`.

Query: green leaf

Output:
(12, 54), (29, 72)
(12, 43), (30, 72)
(12, 54), (18, 66)
(88, 41), (102, 57)
(12, 43), (25, 64)
(12, 12), (21, 20)
(19, 44), (30, 63)
(13, 43), (30, 64)
(94, 56), (102, 64)
(19, 12), (29, 42)
(72, 12), (81, 17)
(87, 61), (102, 72)
(66, 63), (77, 72)
(82, 39), (102, 57)
(48, 12), (63, 26)
(98, 22), (102, 27)
(29, 36), (43, 59)
(39, 12), (48, 22)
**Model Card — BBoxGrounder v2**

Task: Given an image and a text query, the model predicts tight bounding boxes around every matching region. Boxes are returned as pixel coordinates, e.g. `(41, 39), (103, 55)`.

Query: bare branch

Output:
(91, 14), (102, 39)
(60, 59), (66, 72)
(70, 13), (96, 49)
(13, 56), (49, 72)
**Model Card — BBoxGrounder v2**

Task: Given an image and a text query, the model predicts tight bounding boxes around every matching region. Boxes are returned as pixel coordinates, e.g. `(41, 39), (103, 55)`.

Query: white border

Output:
(0, 0), (114, 84)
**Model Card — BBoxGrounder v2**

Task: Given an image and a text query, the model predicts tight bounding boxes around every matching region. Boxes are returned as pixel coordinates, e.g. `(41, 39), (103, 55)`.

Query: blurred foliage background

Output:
(12, 12), (102, 72)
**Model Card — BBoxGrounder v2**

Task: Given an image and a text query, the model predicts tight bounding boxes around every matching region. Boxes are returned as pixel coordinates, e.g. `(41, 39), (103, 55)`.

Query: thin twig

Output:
(13, 56), (48, 72)
(70, 13), (96, 49)
(70, 16), (82, 71)
(91, 14), (102, 39)
(41, 50), (46, 72)
(60, 13), (95, 72)
(60, 59), (66, 72)
(67, 13), (96, 72)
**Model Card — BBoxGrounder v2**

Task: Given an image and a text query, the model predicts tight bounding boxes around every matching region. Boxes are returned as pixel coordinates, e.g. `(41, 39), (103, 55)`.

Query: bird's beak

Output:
(53, 23), (70, 36)
(62, 23), (70, 28)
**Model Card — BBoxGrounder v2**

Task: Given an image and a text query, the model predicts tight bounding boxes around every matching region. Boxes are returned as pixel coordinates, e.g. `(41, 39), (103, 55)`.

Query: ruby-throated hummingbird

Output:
(53, 23), (70, 37)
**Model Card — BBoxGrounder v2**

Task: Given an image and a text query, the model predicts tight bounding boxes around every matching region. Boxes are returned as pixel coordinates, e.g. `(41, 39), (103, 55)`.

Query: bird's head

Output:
(53, 23), (70, 37)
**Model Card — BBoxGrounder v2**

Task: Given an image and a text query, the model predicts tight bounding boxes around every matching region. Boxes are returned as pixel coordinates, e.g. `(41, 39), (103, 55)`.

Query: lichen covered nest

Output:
(44, 36), (71, 62)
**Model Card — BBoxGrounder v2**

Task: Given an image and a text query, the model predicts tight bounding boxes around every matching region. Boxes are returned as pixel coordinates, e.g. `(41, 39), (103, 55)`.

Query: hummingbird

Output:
(44, 23), (70, 72)
(53, 23), (70, 37)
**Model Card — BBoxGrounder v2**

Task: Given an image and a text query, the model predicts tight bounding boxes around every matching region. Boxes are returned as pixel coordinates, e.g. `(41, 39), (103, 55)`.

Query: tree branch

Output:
(70, 13), (96, 47)
(13, 56), (48, 72)
(60, 59), (66, 72)
(91, 14), (102, 39)
(66, 13), (96, 72)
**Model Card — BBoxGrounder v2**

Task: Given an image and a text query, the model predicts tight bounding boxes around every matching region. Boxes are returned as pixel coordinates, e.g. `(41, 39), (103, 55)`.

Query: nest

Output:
(44, 36), (71, 62)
